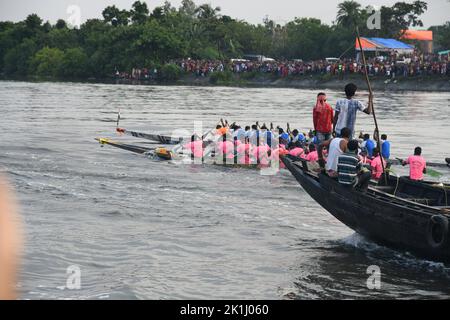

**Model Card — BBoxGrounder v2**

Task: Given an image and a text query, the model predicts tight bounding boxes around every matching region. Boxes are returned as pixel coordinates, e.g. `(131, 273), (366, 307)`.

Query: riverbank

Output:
(172, 73), (450, 92)
(2, 73), (450, 92)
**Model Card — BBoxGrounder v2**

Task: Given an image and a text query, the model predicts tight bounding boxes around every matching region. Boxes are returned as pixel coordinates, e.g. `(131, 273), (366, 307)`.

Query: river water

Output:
(1, 80), (449, 300)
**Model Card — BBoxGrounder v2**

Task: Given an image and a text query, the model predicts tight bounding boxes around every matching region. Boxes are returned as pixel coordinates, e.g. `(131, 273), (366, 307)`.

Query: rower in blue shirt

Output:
(232, 125), (246, 143)
(288, 129), (306, 148)
(260, 124), (274, 147)
(381, 134), (391, 159)
(249, 124), (260, 145)
(278, 127), (290, 146)
(362, 134), (375, 158)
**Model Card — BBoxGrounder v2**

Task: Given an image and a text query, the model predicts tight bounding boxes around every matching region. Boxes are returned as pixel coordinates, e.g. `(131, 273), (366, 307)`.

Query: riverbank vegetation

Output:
(0, 0), (449, 81)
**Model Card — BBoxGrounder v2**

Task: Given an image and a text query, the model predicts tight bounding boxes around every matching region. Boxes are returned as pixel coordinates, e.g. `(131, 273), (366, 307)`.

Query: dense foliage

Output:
(0, 0), (447, 79)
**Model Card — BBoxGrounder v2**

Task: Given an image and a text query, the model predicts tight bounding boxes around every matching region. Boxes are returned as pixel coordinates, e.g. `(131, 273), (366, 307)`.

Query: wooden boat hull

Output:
(96, 138), (267, 169)
(281, 155), (450, 263)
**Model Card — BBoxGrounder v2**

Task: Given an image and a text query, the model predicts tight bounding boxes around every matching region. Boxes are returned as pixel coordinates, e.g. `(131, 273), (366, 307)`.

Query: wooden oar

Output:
(356, 26), (387, 184)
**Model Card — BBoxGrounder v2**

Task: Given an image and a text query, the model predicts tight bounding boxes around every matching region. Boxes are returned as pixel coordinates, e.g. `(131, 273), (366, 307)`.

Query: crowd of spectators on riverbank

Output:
(116, 52), (450, 80)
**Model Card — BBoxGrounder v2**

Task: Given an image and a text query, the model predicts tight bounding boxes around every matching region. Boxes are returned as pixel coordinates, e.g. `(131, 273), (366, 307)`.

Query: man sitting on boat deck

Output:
(402, 147), (427, 181)
(333, 83), (373, 139)
(318, 127), (351, 177)
(337, 139), (371, 191)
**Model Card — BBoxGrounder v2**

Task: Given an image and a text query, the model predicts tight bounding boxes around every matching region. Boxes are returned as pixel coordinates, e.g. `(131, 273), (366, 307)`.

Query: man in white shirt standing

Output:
(333, 83), (372, 139)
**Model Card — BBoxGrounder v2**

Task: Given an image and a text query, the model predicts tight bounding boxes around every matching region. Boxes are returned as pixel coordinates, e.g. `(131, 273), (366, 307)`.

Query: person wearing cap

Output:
(278, 128), (290, 146)
(288, 129), (306, 149)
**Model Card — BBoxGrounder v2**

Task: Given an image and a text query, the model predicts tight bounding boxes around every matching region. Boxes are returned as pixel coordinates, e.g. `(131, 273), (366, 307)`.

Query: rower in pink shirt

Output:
(183, 140), (204, 158)
(270, 146), (289, 168)
(402, 146), (427, 181)
(289, 147), (304, 157)
(252, 145), (271, 165)
(359, 150), (372, 166)
(216, 140), (235, 159)
(301, 144), (319, 162)
(370, 148), (384, 180)
(237, 143), (251, 164)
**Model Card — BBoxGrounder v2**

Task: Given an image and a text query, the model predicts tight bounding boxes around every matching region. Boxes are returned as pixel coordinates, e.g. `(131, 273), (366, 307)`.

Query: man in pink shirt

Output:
(302, 144), (319, 162)
(370, 148), (384, 180)
(402, 147), (427, 181)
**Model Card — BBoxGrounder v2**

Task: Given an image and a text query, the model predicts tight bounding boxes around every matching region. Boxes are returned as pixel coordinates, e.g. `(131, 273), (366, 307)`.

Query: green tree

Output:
(25, 14), (43, 30)
(3, 38), (38, 75)
(431, 22), (450, 50)
(55, 19), (67, 29)
(160, 63), (181, 80)
(377, 1), (428, 38)
(102, 6), (130, 26)
(336, 1), (362, 29)
(0, 1), (436, 78)
(59, 47), (89, 78)
(29, 47), (64, 77)
(132, 20), (185, 62)
(45, 28), (79, 50)
(130, 1), (149, 25)
(195, 4), (221, 20)
(279, 18), (332, 60)
(179, 0), (197, 18)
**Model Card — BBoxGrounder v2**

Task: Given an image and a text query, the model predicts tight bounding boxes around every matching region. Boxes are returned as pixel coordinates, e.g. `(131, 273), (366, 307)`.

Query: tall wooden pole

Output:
(356, 27), (387, 182)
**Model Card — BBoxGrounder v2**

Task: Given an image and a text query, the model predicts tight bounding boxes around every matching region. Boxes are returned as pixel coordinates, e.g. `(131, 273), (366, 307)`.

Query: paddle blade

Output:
(426, 168), (443, 178)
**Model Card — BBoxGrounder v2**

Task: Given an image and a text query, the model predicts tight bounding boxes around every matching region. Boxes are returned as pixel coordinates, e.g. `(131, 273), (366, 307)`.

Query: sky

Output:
(0, 0), (449, 27)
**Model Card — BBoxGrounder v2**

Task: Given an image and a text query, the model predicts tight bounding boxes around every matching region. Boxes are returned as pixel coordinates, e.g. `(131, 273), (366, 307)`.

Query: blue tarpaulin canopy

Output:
(356, 37), (415, 52)
(438, 50), (450, 55)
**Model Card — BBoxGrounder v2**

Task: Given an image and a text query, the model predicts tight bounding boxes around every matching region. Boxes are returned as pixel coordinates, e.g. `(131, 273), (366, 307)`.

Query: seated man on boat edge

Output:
(318, 127), (351, 177)
(337, 140), (372, 191)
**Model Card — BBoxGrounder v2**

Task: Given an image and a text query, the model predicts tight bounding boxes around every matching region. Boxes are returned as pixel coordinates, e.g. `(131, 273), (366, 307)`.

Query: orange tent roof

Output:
(401, 30), (433, 41)
(355, 37), (377, 50)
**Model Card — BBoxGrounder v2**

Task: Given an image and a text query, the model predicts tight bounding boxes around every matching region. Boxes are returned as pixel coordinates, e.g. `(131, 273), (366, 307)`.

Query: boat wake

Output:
(340, 233), (382, 251)
(339, 233), (450, 277)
